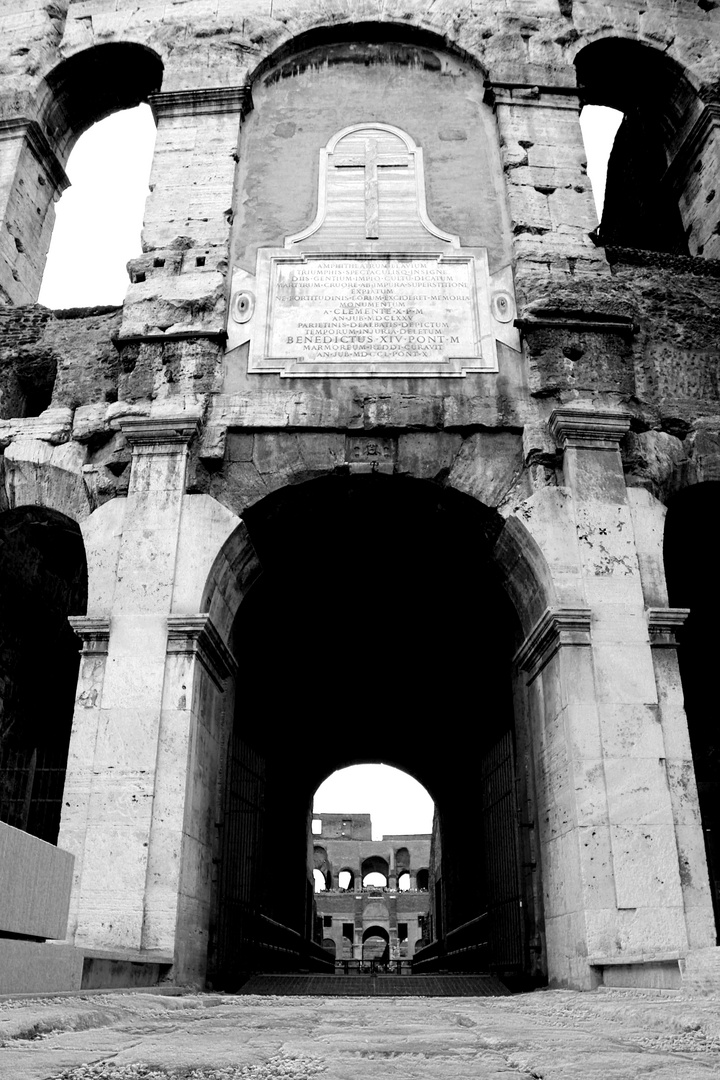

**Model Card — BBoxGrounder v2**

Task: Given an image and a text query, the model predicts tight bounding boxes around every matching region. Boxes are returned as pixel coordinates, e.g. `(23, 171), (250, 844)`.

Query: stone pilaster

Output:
(670, 102), (720, 259)
(516, 602), (603, 988)
(65, 413), (199, 959)
(646, 607), (716, 951)
(485, 83), (601, 273)
(58, 618), (110, 942)
(147, 614), (236, 983)
(0, 118), (68, 304)
(545, 404), (696, 983)
(144, 87), (250, 257)
(118, 86), (251, 344)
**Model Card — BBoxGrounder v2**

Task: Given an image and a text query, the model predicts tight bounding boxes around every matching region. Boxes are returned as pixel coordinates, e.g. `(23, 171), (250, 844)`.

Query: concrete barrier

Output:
(0, 821), (74, 939)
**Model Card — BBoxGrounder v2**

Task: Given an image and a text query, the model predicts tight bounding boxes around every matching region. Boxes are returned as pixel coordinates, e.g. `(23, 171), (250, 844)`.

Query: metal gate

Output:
(212, 729), (266, 985)
(480, 730), (525, 972)
(0, 742), (68, 844)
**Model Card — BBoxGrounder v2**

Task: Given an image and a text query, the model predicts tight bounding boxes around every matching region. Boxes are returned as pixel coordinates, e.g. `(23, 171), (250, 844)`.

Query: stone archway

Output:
(203, 472), (554, 990)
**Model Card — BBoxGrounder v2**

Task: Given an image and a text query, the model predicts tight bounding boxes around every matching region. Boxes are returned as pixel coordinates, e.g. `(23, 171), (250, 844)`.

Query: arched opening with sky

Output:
(313, 763), (434, 839)
(39, 105), (156, 309)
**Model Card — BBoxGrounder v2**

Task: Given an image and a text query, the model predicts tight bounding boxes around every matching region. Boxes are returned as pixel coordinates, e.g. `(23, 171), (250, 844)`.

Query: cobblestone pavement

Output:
(2, 987), (720, 1080)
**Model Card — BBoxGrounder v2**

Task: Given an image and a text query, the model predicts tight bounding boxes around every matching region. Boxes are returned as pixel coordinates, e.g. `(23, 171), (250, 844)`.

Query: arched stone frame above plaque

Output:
(227, 122), (520, 377)
(285, 123), (459, 249)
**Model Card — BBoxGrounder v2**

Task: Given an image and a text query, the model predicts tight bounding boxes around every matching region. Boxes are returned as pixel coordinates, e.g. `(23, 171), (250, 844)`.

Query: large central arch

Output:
(202, 473), (552, 989)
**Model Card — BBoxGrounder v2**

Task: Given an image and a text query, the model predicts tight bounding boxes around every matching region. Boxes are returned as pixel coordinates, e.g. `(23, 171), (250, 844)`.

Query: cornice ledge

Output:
(515, 314), (636, 336)
(647, 606), (690, 646)
(68, 616), (111, 654)
(0, 117), (69, 194)
(149, 86), (253, 120)
(483, 81), (580, 111)
(120, 414), (200, 447)
(514, 606), (592, 680)
(113, 329), (227, 347)
(550, 406), (631, 450)
(167, 613), (237, 686)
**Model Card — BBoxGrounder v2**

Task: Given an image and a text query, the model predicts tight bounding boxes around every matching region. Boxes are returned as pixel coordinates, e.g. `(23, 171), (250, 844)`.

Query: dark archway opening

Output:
(362, 924), (389, 962)
(41, 43), (164, 159)
(0, 508), (87, 843)
(575, 40), (700, 255)
(208, 474), (542, 989)
(664, 483), (720, 939)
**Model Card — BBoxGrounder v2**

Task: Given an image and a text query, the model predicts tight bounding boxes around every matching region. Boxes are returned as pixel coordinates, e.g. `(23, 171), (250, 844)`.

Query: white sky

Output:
(38, 104), (157, 309)
(313, 764), (435, 840)
(580, 105), (623, 217)
(38, 104), (623, 311)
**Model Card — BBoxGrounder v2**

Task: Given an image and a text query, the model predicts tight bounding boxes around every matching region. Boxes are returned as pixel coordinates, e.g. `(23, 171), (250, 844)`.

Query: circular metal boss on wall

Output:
(491, 291), (514, 323)
(232, 291), (255, 323)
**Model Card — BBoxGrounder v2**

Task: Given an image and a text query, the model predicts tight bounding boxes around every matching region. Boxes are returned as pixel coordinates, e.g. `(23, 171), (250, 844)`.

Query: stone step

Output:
(237, 973), (511, 997)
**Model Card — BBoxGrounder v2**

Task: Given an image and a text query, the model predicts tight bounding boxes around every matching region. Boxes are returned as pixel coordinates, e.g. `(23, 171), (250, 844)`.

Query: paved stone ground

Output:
(2, 987), (720, 1080)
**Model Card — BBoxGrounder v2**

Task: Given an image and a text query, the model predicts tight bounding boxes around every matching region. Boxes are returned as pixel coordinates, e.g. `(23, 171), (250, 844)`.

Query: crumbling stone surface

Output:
(47, 307), (122, 408)
(0, 2), (718, 516)
(0, 306), (120, 419)
(3, 988), (720, 1080)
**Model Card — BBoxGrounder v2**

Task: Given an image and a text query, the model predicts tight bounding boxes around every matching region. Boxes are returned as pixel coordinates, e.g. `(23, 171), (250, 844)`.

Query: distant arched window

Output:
(338, 869), (354, 890)
(363, 871), (387, 888)
(576, 40), (710, 256)
(313, 869), (327, 892)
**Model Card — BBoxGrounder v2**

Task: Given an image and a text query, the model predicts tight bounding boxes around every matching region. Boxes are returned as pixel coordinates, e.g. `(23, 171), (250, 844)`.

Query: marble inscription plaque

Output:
(228, 122), (520, 378)
(247, 251), (497, 378)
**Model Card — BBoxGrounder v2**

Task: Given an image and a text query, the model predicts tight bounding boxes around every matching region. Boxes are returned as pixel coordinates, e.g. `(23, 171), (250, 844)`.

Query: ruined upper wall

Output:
(1, 0), (720, 523)
(2, 0), (720, 101)
(1, 1), (719, 151)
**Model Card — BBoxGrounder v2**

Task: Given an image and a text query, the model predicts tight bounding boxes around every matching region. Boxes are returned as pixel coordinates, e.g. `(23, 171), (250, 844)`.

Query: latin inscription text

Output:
(270, 257), (478, 365)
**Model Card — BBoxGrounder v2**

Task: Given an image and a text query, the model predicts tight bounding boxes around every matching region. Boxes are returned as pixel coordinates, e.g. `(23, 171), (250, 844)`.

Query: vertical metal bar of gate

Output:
(214, 731), (266, 983)
(480, 730), (525, 971)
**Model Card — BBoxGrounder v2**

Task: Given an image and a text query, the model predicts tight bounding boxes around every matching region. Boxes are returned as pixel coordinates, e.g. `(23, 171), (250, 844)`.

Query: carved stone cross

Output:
(333, 138), (410, 239)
